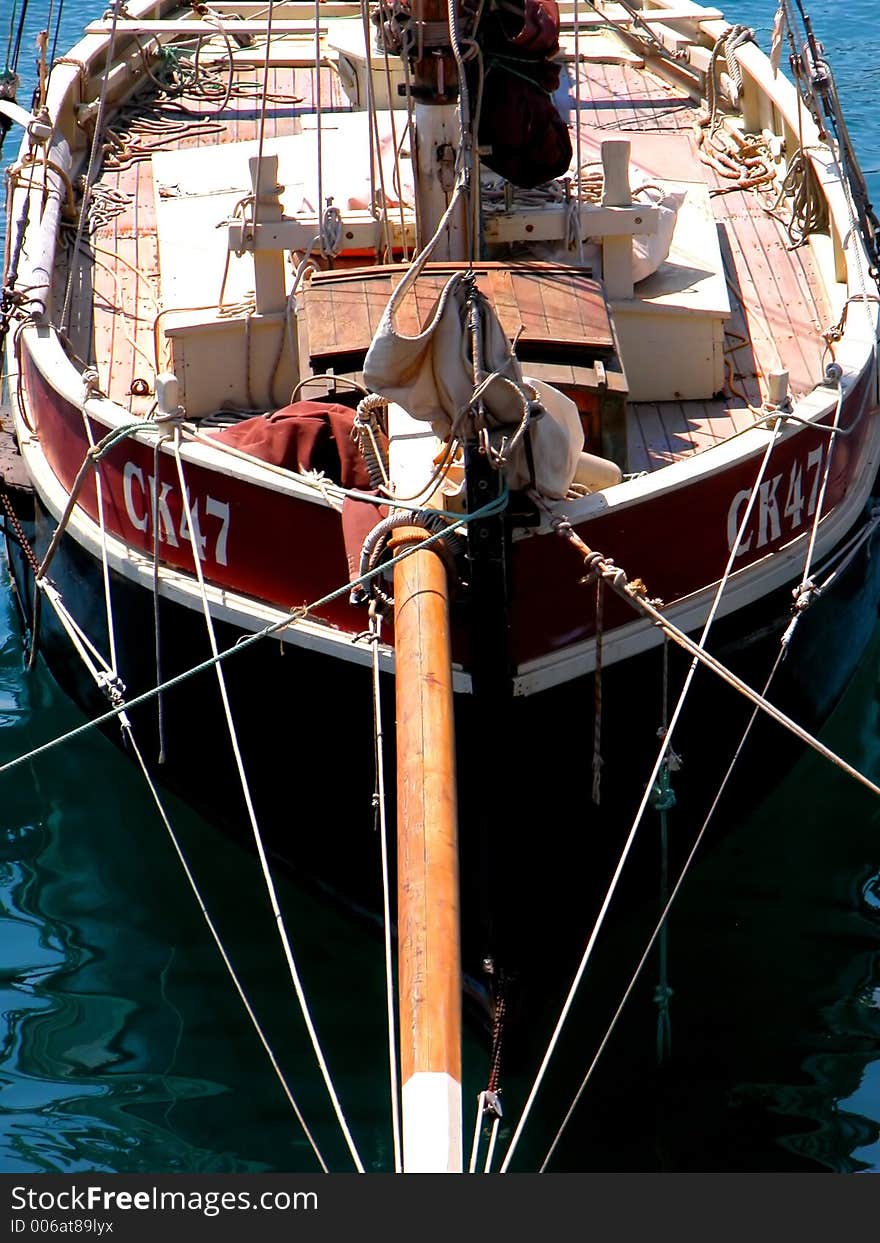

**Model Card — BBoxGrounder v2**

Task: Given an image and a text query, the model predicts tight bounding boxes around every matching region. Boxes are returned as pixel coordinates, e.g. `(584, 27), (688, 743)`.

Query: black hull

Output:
(5, 488), (880, 1041)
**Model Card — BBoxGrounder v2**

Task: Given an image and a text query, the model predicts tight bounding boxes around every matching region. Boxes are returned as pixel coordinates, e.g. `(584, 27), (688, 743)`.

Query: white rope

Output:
(171, 435), (366, 1173)
(501, 422), (785, 1172)
(0, 492), (507, 780)
(812, 505), (880, 595)
(575, 539), (880, 797)
(38, 579), (113, 687)
(543, 490), (880, 1168)
(468, 1093), (486, 1173)
(251, 0), (276, 237)
(26, 476), (333, 1169)
(483, 1113), (501, 1173)
(468, 1092), (502, 1173)
(539, 641), (787, 1171)
(797, 381), (845, 595)
(369, 609), (403, 1173)
(124, 723), (331, 1172)
(81, 410), (119, 677)
(59, 3), (121, 335)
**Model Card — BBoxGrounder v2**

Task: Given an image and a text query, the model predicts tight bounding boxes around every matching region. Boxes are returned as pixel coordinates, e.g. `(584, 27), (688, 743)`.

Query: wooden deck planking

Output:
(625, 405), (656, 474)
(633, 402), (676, 464)
(722, 205), (825, 397)
(78, 46), (835, 473)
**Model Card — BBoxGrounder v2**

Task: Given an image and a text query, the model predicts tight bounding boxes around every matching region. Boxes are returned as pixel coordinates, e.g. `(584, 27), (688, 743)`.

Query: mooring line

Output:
(172, 438), (365, 1173)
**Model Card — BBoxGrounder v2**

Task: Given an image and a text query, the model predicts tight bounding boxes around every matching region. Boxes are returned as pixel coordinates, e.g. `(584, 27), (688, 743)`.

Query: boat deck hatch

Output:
(303, 262), (618, 374)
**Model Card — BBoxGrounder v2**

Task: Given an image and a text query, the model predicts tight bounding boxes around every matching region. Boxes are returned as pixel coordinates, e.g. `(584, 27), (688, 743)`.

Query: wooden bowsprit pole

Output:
(392, 526), (462, 1173)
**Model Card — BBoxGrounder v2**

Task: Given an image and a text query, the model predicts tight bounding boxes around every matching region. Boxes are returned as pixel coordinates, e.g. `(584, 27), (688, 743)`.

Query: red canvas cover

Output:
(209, 401), (373, 491)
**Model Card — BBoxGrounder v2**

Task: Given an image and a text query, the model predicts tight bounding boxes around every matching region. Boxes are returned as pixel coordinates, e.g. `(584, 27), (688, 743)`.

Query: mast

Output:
(408, 0), (470, 259)
(392, 527), (462, 1172)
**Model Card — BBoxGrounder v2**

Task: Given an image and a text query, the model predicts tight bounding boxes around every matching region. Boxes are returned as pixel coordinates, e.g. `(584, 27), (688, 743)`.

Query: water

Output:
(1, 0), (880, 1175)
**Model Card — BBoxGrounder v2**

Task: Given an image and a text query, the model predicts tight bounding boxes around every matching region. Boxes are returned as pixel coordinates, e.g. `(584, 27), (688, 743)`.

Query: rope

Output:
(0, 490), (509, 779)
(11, 0), (28, 74)
(539, 483), (880, 1167)
(653, 637), (674, 1065)
(556, 529), (880, 799)
(468, 1091), (502, 1174)
(764, 147), (827, 247)
(29, 493), (331, 1170)
(49, 0), (65, 64)
(170, 435), (366, 1173)
(124, 722), (331, 1172)
(501, 422), (824, 1171)
(59, 2), (122, 336)
(368, 607), (403, 1173)
(796, 380), (844, 601)
(3, 1), (19, 73)
(80, 412), (119, 677)
(151, 436), (167, 764)
(539, 639), (789, 1171)
(36, 418), (165, 582)
(591, 576), (603, 805)
(525, 523), (880, 1174)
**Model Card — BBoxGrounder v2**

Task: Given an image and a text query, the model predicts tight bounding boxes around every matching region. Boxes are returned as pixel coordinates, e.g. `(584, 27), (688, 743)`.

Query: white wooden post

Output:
(601, 139), (634, 299)
(248, 154), (287, 314)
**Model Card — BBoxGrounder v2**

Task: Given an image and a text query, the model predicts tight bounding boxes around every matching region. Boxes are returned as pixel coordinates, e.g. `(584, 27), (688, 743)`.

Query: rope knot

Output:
(320, 201), (343, 257)
(792, 578), (819, 613)
(97, 670), (127, 707)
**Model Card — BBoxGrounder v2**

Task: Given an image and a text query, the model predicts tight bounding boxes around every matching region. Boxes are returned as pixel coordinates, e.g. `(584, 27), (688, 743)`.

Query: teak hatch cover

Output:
(303, 262), (616, 374)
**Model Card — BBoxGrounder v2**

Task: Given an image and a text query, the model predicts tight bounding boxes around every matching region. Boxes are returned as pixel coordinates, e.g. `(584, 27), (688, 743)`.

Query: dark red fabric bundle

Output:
(472, 0), (572, 188)
(511, 0), (562, 61)
(210, 401), (373, 491)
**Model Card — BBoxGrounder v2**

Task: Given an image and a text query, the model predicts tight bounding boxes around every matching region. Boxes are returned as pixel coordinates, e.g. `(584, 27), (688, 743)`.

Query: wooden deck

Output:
(70, 26), (833, 472)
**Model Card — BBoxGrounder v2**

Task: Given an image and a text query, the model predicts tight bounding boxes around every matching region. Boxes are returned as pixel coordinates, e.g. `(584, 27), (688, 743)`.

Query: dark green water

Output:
(1, 0), (879, 1174)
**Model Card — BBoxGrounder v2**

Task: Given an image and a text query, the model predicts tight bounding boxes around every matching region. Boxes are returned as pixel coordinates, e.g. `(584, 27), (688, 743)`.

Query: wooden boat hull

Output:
(6, 472), (880, 1010)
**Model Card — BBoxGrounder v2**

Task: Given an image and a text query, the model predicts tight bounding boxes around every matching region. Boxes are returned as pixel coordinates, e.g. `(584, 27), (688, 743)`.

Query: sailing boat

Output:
(2, 0), (880, 1171)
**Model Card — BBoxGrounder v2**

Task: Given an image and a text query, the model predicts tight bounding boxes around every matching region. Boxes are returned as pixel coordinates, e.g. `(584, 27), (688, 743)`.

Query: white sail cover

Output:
(363, 272), (584, 498)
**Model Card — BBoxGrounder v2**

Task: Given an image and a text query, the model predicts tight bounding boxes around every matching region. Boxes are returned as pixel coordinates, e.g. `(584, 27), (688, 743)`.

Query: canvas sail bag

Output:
(363, 270), (582, 499)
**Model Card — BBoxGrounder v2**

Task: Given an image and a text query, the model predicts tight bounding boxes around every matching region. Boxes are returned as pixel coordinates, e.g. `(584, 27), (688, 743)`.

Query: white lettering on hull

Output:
(121, 461), (230, 565)
(726, 444), (825, 555)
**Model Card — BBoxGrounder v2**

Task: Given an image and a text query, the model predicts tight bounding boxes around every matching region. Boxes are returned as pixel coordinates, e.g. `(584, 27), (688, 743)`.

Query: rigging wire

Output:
(124, 723), (332, 1173)
(369, 608), (404, 1173)
(539, 497), (880, 1169)
(27, 530), (332, 1171)
(171, 435), (366, 1173)
(49, 0), (65, 65)
(499, 419), (786, 1172)
(11, 0), (28, 74)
